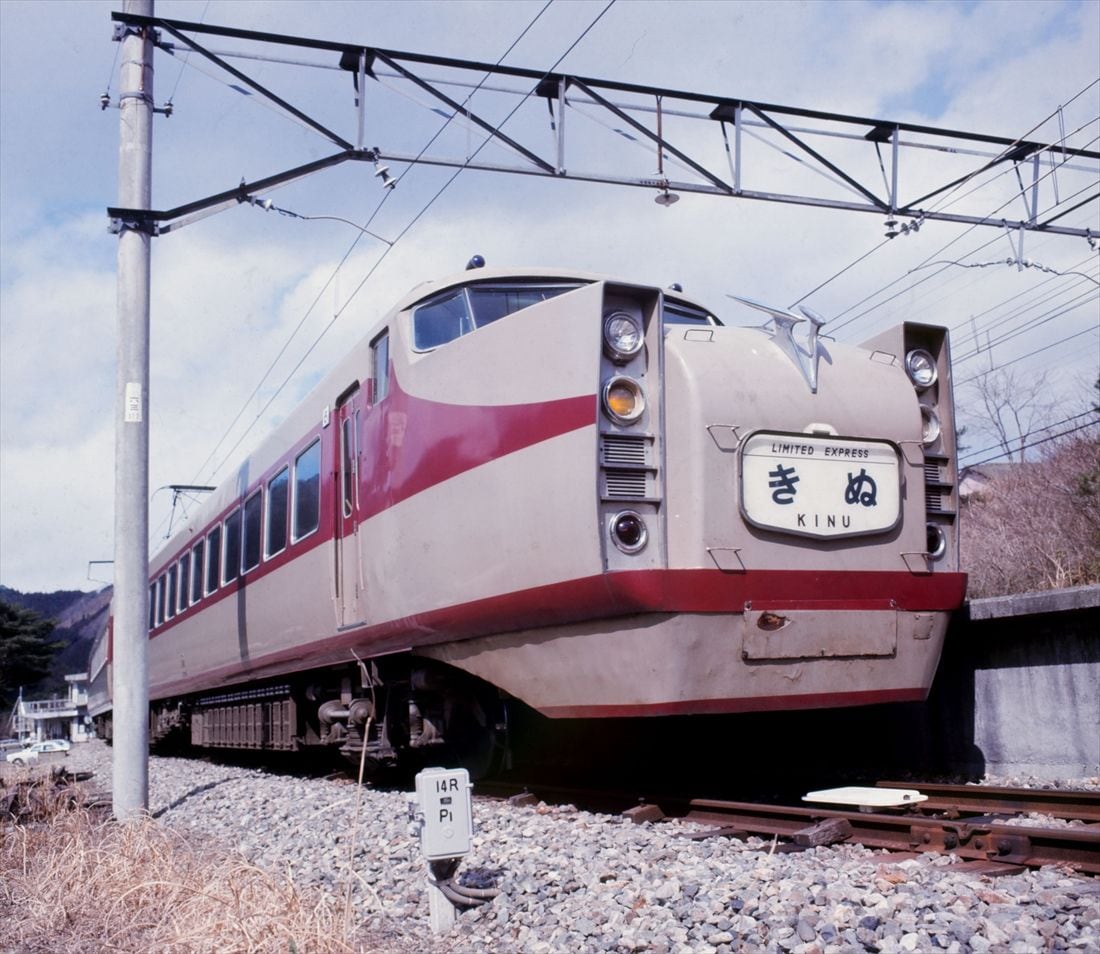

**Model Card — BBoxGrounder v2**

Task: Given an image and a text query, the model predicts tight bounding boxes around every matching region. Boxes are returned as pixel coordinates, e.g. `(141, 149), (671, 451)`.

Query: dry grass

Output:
(0, 779), (420, 954)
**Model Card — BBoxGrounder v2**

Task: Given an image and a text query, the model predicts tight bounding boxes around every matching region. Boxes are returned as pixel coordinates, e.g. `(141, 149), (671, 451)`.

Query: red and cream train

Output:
(88, 264), (966, 772)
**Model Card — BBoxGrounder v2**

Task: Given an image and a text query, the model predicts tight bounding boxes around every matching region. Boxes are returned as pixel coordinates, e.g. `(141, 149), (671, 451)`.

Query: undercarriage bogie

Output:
(134, 659), (508, 779)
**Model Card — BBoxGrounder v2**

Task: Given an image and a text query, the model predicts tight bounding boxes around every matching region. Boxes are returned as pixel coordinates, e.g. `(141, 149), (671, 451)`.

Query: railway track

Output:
(478, 779), (1100, 874)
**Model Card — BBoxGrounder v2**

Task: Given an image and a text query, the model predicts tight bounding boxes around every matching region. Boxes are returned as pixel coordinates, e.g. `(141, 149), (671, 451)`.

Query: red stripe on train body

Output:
(88, 268), (966, 775)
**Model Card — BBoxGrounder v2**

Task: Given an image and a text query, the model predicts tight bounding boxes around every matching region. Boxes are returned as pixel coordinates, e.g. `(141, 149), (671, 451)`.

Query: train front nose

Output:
(660, 323), (923, 573)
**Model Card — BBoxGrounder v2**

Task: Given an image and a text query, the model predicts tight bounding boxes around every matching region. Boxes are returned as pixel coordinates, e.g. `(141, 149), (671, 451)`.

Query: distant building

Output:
(958, 462), (1032, 501)
(11, 673), (92, 743)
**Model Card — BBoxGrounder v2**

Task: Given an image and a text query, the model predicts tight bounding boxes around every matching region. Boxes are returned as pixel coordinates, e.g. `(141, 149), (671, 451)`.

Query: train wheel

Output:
(445, 691), (507, 780)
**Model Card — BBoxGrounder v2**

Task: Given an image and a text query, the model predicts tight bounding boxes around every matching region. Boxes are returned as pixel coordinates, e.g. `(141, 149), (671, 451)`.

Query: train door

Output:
(334, 386), (363, 628)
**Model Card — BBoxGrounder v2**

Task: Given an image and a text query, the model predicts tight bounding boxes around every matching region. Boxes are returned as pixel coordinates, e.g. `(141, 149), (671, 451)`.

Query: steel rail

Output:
(678, 797), (1100, 873)
(877, 780), (1100, 823)
(477, 778), (1100, 873)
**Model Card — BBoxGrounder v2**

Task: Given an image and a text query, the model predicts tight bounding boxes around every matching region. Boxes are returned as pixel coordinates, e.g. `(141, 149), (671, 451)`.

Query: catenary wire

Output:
(961, 414), (1099, 467)
(179, 1), (557, 515)
(199, 2), (616, 486)
(164, 0), (212, 108)
(955, 264), (1100, 356)
(956, 325), (1100, 387)
(792, 92), (1100, 318)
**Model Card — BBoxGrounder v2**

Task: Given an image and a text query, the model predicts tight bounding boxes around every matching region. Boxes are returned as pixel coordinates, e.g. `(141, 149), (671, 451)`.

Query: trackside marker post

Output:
(409, 767), (474, 933)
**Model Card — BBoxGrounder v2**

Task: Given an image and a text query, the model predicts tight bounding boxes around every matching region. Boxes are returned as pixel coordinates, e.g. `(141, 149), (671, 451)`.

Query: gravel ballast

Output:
(60, 742), (1099, 953)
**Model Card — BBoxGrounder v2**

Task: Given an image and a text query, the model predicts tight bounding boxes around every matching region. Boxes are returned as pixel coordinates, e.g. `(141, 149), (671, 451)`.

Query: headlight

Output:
(905, 349), (938, 389)
(926, 523), (946, 560)
(920, 405), (941, 446)
(602, 376), (646, 424)
(610, 510), (648, 553)
(603, 311), (644, 362)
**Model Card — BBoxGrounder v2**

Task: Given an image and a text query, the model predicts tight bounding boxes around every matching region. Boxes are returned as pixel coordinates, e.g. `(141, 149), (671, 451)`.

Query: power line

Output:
(177, 1), (559, 523)
(957, 268), (1100, 359)
(830, 181), (1097, 338)
(961, 414), (1099, 468)
(956, 290), (1100, 362)
(164, 0), (212, 109)
(790, 82), (1100, 312)
(907, 81), (1099, 221)
(908, 255), (1099, 286)
(956, 325), (1100, 387)
(821, 126), (1100, 333)
(200, 1), (617, 486)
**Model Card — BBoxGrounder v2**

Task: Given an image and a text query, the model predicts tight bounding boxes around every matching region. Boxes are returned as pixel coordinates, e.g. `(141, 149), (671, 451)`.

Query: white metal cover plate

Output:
(741, 433), (900, 538)
(414, 767), (473, 860)
(803, 786), (928, 808)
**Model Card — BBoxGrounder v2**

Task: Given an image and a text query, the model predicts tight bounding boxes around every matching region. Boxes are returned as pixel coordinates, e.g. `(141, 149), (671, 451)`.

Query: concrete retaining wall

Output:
(930, 584), (1099, 779)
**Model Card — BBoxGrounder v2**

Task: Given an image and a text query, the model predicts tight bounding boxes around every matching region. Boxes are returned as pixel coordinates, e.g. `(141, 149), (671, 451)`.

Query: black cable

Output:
(956, 326), (1099, 386)
(961, 417), (1099, 468)
(828, 133), (1100, 334)
(201, 1), (616, 483)
(790, 87), (1099, 314)
(164, 0), (212, 108)
(955, 289), (1100, 364)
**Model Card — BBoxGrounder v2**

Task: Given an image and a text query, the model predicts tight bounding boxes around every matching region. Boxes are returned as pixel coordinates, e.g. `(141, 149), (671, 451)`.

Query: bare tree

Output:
(965, 364), (1064, 463)
(962, 433), (1100, 596)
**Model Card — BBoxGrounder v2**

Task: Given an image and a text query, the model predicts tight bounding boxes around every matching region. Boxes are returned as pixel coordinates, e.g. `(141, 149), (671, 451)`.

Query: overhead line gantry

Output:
(109, 11), (1099, 241)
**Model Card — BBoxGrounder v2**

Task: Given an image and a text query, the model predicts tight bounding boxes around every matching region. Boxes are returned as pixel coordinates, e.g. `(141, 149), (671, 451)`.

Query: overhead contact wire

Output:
(203, 2), (617, 482)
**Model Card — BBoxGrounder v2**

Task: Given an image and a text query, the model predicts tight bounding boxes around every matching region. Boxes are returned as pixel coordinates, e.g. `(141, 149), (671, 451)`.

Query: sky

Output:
(0, 0), (1097, 593)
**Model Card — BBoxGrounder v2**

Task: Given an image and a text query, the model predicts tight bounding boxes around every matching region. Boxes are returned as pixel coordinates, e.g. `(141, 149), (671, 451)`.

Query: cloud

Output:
(0, 0), (1096, 591)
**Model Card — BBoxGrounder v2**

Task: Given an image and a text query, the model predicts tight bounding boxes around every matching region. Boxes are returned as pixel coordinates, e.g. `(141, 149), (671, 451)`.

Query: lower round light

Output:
(603, 376), (646, 424)
(926, 523), (946, 560)
(920, 405), (941, 446)
(611, 510), (648, 553)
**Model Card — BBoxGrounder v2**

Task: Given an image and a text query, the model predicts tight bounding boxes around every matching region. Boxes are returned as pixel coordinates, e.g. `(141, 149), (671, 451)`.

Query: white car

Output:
(4, 741), (69, 765)
(4, 746), (37, 766)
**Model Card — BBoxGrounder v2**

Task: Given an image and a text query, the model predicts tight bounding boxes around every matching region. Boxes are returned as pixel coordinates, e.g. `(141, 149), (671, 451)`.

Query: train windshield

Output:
(664, 301), (721, 326)
(413, 283), (583, 350)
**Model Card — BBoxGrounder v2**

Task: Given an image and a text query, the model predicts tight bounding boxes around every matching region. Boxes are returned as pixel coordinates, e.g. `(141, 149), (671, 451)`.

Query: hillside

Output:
(0, 585), (110, 697)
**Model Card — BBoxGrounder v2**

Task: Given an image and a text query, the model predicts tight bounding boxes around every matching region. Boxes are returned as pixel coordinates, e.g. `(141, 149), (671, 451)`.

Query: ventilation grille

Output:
(601, 435), (649, 467)
(604, 470), (648, 498)
(923, 455), (954, 516)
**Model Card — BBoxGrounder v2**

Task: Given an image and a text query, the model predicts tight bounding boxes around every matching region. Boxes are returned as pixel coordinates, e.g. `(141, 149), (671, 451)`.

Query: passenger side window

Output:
(371, 330), (390, 403)
(266, 467), (289, 557)
(178, 553), (190, 613)
(191, 541), (204, 604)
(223, 510), (241, 584)
(242, 491), (262, 573)
(206, 527), (221, 594)
(293, 440), (321, 541)
(166, 566), (177, 620)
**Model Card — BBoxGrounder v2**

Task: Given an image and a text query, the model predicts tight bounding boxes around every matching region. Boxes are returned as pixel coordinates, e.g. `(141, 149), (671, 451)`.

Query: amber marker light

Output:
(602, 376), (646, 424)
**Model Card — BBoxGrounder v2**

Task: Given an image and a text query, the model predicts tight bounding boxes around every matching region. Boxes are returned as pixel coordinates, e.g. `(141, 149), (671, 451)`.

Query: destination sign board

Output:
(741, 433), (901, 538)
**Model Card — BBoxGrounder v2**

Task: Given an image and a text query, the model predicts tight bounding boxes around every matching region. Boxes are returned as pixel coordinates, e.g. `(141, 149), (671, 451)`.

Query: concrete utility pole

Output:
(112, 0), (154, 821)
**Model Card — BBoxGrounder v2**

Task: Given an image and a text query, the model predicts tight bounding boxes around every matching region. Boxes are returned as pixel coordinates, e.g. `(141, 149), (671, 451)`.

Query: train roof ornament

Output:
(728, 295), (829, 394)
